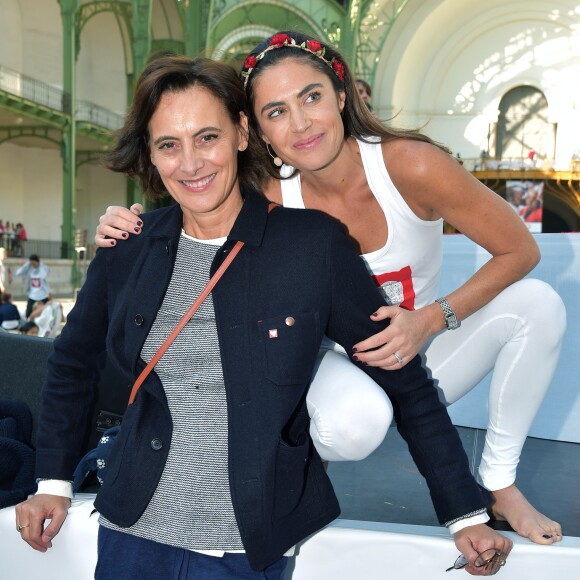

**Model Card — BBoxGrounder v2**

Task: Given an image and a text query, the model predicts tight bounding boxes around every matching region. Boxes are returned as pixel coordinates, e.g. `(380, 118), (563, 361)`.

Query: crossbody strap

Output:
(127, 202), (277, 405)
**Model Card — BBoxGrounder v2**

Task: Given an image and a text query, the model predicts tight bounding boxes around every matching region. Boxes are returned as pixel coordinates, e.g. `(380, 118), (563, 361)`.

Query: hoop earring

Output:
(266, 144), (283, 167)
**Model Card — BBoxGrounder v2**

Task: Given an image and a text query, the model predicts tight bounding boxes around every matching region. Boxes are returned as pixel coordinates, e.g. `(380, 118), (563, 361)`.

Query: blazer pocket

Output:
(257, 312), (320, 386)
(273, 436), (310, 520)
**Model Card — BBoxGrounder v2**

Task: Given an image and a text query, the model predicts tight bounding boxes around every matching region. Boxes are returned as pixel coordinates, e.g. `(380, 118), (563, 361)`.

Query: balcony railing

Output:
(1, 238), (70, 260)
(457, 157), (580, 174)
(76, 100), (123, 130)
(0, 64), (124, 130)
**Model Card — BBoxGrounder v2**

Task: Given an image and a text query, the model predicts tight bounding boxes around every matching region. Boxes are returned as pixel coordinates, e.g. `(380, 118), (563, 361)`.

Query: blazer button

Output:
(134, 314), (144, 326)
(150, 438), (163, 451)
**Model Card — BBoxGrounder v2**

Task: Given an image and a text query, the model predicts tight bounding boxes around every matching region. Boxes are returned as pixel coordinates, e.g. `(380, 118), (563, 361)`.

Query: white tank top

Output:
(280, 137), (443, 311)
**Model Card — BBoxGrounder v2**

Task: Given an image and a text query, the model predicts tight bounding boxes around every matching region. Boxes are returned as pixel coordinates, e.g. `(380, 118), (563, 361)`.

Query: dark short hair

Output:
(29, 254), (40, 262)
(106, 55), (269, 198)
(19, 321), (38, 334)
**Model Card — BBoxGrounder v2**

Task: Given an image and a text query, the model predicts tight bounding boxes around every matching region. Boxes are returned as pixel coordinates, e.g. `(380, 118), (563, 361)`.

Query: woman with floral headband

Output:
(95, 30), (566, 546)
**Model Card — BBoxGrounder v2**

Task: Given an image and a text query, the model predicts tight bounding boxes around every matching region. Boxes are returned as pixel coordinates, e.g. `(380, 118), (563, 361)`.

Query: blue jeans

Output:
(95, 526), (289, 579)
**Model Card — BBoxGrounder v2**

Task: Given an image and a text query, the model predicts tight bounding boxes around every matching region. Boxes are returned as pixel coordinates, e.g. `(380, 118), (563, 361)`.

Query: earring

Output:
(279, 163), (295, 178)
(266, 144), (283, 167)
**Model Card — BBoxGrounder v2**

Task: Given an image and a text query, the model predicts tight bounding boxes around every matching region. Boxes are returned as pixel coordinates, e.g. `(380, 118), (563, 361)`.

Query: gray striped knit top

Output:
(100, 232), (244, 552)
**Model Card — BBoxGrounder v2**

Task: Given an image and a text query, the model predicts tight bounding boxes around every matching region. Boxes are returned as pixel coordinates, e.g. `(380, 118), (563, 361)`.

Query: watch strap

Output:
(435, 297), (459, 330)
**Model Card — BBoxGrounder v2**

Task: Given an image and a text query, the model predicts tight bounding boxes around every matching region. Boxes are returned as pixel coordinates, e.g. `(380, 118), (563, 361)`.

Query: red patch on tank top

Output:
(372, 265), (415, 310)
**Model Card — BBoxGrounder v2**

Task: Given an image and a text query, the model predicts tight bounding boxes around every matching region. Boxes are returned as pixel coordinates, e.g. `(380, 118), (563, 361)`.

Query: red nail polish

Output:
(110, 240), (116, 246)
(134, 227), (141, 233)
(137, 220), (143, 227)
(353, 355), (359, 361)
(122, 232), (128, 239)
(352, 347), (358, 353)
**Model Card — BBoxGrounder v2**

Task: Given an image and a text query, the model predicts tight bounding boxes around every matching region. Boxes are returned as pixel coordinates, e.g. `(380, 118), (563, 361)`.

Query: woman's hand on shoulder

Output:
(352, 304), (442, 370)
(94, 203), (144, 248)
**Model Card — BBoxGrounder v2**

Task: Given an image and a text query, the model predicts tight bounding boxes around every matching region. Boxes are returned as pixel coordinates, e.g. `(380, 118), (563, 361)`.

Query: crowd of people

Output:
(0, 220), (27, 257)
(506, 181), (544, 228)
(6, 29), (567, 579)
(0, 253), (63, 337)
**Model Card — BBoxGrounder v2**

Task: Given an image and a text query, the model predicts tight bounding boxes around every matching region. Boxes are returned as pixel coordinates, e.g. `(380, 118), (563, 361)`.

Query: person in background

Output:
(17, 55), (511, 579)
(356, 78), (373, 111)
(15, 254), (50, 319)
(0, 247), (6, 294)
(96, 30), (565, 547)
(14, 223), (28, 258)
(0, 292), (22, 331)
(28, 297), (64, 338)
(19, 321), (39, 336)
(505, 184), (525, 215)
(4, 222), (15, 256)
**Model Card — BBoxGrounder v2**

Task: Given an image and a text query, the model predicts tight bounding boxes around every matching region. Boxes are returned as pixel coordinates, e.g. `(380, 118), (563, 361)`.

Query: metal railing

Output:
(1, 239), (69, 260)
(0, 64), (124, 129)
(464, 157), (557, 172)
(76, 100), (123, 130)
(462, 158), (580, 174)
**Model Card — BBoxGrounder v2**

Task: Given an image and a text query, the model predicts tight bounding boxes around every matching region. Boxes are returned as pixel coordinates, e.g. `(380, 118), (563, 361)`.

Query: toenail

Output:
(542, 534), (552, 539)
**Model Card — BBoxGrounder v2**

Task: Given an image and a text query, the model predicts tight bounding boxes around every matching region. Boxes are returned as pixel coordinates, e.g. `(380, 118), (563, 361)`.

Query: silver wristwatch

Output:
(435, 297), (460, 330)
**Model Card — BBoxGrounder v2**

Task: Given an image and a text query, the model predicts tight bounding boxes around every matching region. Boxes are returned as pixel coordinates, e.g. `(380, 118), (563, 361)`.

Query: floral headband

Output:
(241, 33), (345, 88)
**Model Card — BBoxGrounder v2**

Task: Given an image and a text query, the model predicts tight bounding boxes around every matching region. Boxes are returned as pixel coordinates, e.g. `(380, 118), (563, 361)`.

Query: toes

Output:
(528, 531), (553, 544)
(527, 526), (562, 544)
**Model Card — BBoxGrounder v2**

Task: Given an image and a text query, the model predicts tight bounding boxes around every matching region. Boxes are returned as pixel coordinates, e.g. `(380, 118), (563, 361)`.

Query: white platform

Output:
(1, 494), (578, 579)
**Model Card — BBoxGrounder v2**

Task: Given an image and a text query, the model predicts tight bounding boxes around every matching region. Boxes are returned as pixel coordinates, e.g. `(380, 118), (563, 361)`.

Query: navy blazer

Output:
(36, 188), (490, 571)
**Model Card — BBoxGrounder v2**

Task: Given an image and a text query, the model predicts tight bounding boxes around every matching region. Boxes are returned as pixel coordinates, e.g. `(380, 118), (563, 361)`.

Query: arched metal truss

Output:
(205, 0), (409, 88)
(354, 0), (410, 85)
(208, 1), (341, 57)
(0, 126), (61, 148)
(76, 1), (134, 73)
(212, 25), (278, 62)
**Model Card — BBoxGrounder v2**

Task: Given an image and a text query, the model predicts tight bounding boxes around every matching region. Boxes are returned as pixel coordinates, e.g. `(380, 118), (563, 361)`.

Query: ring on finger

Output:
(393, 352), (403, 365)
(16, 523), (29, 533)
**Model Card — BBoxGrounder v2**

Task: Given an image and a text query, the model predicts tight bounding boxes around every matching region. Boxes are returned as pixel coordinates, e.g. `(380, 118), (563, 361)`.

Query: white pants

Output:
(307, 279), (566, 491)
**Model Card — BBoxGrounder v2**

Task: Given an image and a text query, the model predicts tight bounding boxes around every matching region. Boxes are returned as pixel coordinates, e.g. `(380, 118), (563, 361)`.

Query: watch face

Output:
(436, 298), (459, 329)
(447, 314), (459, 329)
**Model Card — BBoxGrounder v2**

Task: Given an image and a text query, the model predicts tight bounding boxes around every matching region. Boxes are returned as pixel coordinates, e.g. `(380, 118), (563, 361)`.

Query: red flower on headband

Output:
(243, 55), (257, 70)
(270, 33), (291, 48)
(307, 40), (322, 53)
(332, 59), (345, 81)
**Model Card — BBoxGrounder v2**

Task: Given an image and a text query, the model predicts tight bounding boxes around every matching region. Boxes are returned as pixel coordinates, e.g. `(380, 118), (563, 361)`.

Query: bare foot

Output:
(490, 484), (562, 544)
